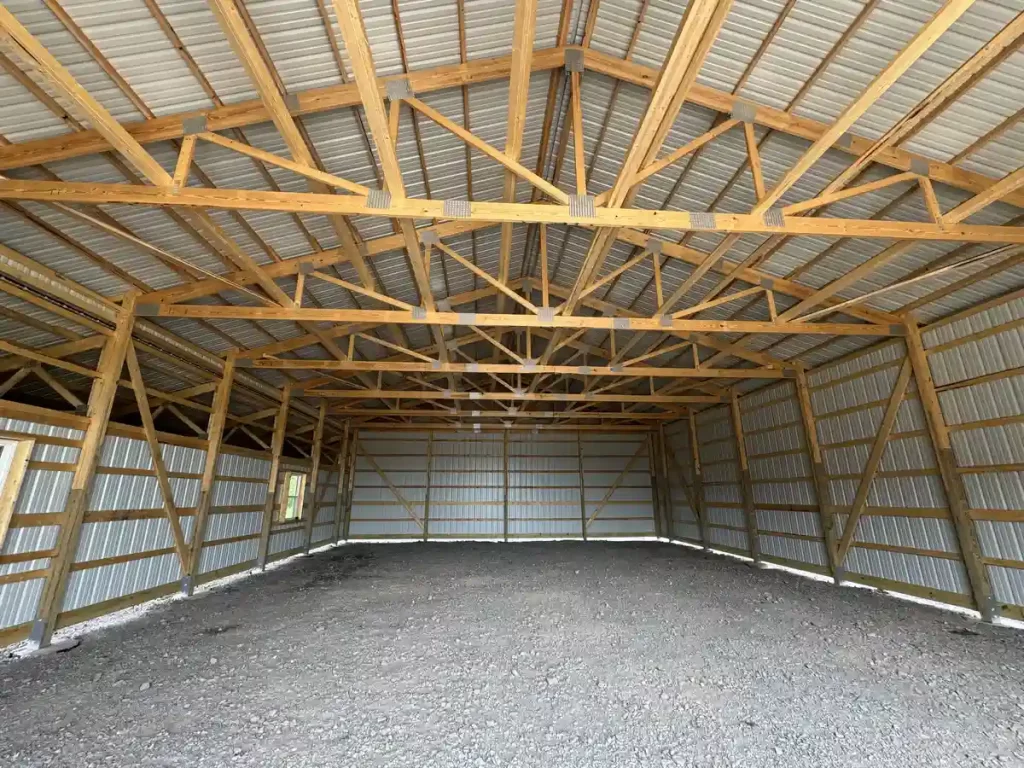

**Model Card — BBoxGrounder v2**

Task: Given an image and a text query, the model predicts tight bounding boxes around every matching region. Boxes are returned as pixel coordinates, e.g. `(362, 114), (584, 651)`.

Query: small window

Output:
(278, 472), (307, 522)
(0, 438), (35, 552)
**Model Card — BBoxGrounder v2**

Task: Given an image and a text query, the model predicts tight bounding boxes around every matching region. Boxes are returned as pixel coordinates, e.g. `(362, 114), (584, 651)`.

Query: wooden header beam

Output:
(0, 180), (1018, 243)
(140, 303), (901, 336)
(247, 358), (790, 380)
(315, 389), (721, 405)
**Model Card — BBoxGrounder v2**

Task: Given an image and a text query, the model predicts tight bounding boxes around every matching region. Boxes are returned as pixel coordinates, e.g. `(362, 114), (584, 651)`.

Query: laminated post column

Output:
(423, 430), (434, 542)
(688, 416), (709, 547)
(502, 428), (510, 543)
(184, 351), (237, 593)
(28, 294), (137, 648)
(730, 391), (761, 562)
(577, 431), (587, 541)
(905, 322), (997, 621)
(257, 384), (291, 568)
(795, 368), (840, 579)
(342, 429), (360, 541)
(648, 432), (663, 539)
(658, 424), (675, 540)
(302, 400), (327, 553)
(332, 422), (351, 542)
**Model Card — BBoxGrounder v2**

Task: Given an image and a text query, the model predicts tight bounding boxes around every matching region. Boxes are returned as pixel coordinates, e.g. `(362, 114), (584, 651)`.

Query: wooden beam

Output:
(332, 0), (445, 358)
(125, 343), (189, 568)
(795, 368), (839, 577)
(331, 422), (351, 542)
(687, 416), (709, 545)
(570, 70), (586, 196)
(252, 358), (788, 380)
(319, 389), (720, 405)
(730, 391), (760, 561)
(628, 119), (740, 191)
(944, 165), (1024, 224)
(583, 46), (1024, 211)
(821, 10), (1024, 196)
(199, 131), (369, 196)
(257, 385), (291, 568)
(28, 294), (137, 649)
(29, 365), (84, 409)
(146, 303), (901, 337)
(755, 0), (978, 212)
(0, 33), (1018, 216)
(183, 352), (236, 593)
(835, 358), (913, 569)
(302, 401), (327, 553)
(0, 6), (290, 305)
(403, 96), (567, 204)
(435, 241), (538, 313)
(565, 0), (732, 314)
(5, 179), (1021, 244)
(905, 322), (996, 620)
(585, 441), (647, 528)
(496, 0), (538, 312)
(327, 407), (678, 420)
(0, 45), (563, 165)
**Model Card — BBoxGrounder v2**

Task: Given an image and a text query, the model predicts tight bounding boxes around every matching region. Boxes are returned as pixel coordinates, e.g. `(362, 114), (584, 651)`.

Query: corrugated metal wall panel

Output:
(198, 538), (259, 576)
(429, 432), (504, 538)
(0, 579), (45, 631)
(61, 553), (181, 613)
(581, 434), (655, 537)
(349, 430), (428, 538)
(697, 403), (750, 554)
(759, 535), (828, 569)
(844, 547), (971, 597)
(924, 300), (1024, 614)
(664, 420), (700, 542)
(267, 527), (306, 557)
(509, 431), (583, 538)
(0, 415), (280, 622)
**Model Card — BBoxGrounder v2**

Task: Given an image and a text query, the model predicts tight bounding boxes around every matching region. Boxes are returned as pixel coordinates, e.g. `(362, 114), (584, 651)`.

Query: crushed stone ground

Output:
(2, 541), (1023, 767)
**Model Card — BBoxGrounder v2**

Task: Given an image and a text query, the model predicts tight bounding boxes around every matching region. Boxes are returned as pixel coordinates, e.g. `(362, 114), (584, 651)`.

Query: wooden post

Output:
(648, 432), (663, 539)
(29, 294), (137, 648)
(332, 422), (350, 542)
(794, 369), (841, 580)
(730, 391), (760, 562)
(658, 424), (675, 540)
(423, 429), (434, 542)
(502, 428), (510, 543)
(688, 415), (709, 547)
(905, 322), (997, 621)
(302, 400), (327, 553)
(183, 351), (236, 593)
(577, 430), (587, 540)
(342, 428), (359, 540)
(257, 384), (291, 569)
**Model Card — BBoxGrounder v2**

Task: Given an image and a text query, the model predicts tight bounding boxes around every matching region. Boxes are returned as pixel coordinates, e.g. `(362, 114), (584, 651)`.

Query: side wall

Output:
(740, 381), (829, 575)
(663, 420), (700, 544)
(924, 297), (1024, 620)
(346, 428), (657, 540)
(806, 340), (974, 606)
(695, 405), (749, 555)
(672, 298), (1024, 621)
(0, 406), (342, 645)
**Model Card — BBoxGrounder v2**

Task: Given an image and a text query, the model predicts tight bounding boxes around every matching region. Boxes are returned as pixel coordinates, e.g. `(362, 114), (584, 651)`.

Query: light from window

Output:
(279, 472), (307, 522)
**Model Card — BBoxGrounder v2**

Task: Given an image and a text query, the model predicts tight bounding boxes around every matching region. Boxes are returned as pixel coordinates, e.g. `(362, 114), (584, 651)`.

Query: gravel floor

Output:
(2, 541), (1023, 767)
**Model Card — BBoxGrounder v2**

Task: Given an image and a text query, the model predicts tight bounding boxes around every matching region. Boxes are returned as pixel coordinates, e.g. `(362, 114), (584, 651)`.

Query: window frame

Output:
(277, 470), (307, 523)
(0, 438), (35, 552)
